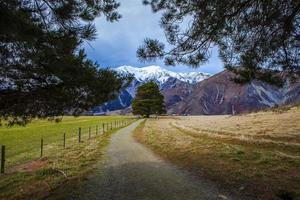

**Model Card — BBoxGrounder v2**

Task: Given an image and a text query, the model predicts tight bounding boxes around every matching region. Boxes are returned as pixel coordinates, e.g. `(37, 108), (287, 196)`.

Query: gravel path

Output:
(74, 120), (240, 200)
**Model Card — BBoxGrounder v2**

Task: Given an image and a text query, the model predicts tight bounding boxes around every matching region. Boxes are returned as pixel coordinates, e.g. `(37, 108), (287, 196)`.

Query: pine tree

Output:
(0, 0), (132, 125)
(132, 82), (166, 117)
(138, 0), (300, 86)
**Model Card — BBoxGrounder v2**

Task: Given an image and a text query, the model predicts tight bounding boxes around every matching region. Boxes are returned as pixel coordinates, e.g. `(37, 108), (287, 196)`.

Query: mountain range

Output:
(116, 65), (210, 85)
(164, 71), (300, 115)
(93, 66), (300, 115)
(92, 66), (210, 114)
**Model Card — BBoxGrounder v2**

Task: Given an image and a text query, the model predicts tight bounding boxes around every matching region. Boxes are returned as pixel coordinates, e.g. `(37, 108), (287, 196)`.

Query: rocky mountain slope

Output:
(93, 66), (209, 113)
(94, 66), (300, 115)
(165, 71), (300, 115)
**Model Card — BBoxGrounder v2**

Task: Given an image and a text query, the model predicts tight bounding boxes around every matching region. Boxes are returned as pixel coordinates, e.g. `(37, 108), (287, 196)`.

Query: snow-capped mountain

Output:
(115, 65), (210, 84)
(93, 65), (209, 113)
(93, 65), (300, 115)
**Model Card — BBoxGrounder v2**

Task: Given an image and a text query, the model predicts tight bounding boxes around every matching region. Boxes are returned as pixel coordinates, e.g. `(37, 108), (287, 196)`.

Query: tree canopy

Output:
(0, 0), (132, 125)
(138, 0), (300, 86)
(132, 82), (166, 117)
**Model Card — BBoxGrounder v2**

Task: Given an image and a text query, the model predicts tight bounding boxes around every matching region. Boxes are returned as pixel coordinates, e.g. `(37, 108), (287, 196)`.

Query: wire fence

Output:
(0, 118), (136, 174)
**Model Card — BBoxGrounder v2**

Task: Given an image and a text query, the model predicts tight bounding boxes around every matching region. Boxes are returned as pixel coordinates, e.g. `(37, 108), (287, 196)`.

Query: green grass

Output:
(0, 116), (132, 167)
(0, 116), (136, 200)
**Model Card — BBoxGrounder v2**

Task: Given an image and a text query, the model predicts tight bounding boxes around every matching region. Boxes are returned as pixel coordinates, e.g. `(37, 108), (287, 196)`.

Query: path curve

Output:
(75, 120), (239, 200)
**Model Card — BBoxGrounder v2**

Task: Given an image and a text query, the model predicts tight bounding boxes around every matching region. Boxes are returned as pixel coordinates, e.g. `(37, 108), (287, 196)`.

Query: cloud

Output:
(84, 0), (224, 74)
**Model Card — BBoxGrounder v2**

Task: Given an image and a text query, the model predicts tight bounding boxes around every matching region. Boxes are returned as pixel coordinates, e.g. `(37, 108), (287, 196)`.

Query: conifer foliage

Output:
(138, 0), (300, 86)
(0, 0), (131, 125)
(132, 82), (166, 117)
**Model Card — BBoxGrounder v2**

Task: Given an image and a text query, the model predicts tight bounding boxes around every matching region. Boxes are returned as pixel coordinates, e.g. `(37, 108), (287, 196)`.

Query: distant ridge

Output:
(164, 70), (300, 115)
(94, 67), (300, 115)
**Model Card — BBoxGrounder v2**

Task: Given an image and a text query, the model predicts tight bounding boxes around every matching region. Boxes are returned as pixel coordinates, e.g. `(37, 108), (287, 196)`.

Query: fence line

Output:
(1, 146), (5, 174)
(0, 118), (135, 174)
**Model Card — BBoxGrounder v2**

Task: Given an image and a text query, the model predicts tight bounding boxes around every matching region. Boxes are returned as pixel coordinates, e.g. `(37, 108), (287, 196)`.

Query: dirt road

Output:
(74, 120), (239, 200)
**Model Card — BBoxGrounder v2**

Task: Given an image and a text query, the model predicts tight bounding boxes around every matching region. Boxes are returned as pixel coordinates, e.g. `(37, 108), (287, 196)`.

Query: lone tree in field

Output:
(138, 0), (300, 86)
(132, 82), (166, 117)
(0, 0), (132, 125)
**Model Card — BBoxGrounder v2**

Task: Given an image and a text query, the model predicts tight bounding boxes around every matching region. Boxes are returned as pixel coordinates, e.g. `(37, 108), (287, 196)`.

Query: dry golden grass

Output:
(175, 106), (300, 146)
(134, 107), (300, 200)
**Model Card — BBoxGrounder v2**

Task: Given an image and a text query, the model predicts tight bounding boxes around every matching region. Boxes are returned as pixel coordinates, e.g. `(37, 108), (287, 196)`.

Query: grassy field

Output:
(0, 116), (135, 200)
(134, 106), (300, 200)
(0, 116), (130, 167)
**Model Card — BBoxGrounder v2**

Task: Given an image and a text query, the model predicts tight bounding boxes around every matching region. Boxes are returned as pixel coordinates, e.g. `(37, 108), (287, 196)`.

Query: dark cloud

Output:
(84, 0), (224, 74)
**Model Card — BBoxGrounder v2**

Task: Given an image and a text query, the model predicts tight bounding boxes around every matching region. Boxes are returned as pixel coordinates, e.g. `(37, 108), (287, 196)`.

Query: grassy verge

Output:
(133, 111), (300, 200)
(0, 117), (135, 200)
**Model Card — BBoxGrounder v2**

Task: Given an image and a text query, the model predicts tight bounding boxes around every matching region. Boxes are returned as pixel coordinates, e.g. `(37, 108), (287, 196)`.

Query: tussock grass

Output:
(134, 107), (300, 200)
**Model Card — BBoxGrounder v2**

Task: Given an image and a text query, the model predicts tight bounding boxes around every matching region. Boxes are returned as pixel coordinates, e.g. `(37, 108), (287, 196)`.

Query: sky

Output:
(84, 0), (224, 74)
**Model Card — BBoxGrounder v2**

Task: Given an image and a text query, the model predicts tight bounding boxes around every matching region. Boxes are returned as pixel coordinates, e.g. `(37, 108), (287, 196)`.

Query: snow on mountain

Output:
(163, 71), (299, 115)
(94, 65), (210, 113)
(115, 65), (210, 84)
(95, 67), (300, 115)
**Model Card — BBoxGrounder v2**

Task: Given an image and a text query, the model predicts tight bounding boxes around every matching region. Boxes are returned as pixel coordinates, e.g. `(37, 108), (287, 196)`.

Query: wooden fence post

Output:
(111, 122), (112, 130)
(63, 133), (66, 148)
(40, 139), (43, 157)
(1, 145), (5, 174)
(78, 128), (81, 143)
(96, 125), (98, 135)
(89, 127), (91, 139)
(102, 123), (105, 133)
